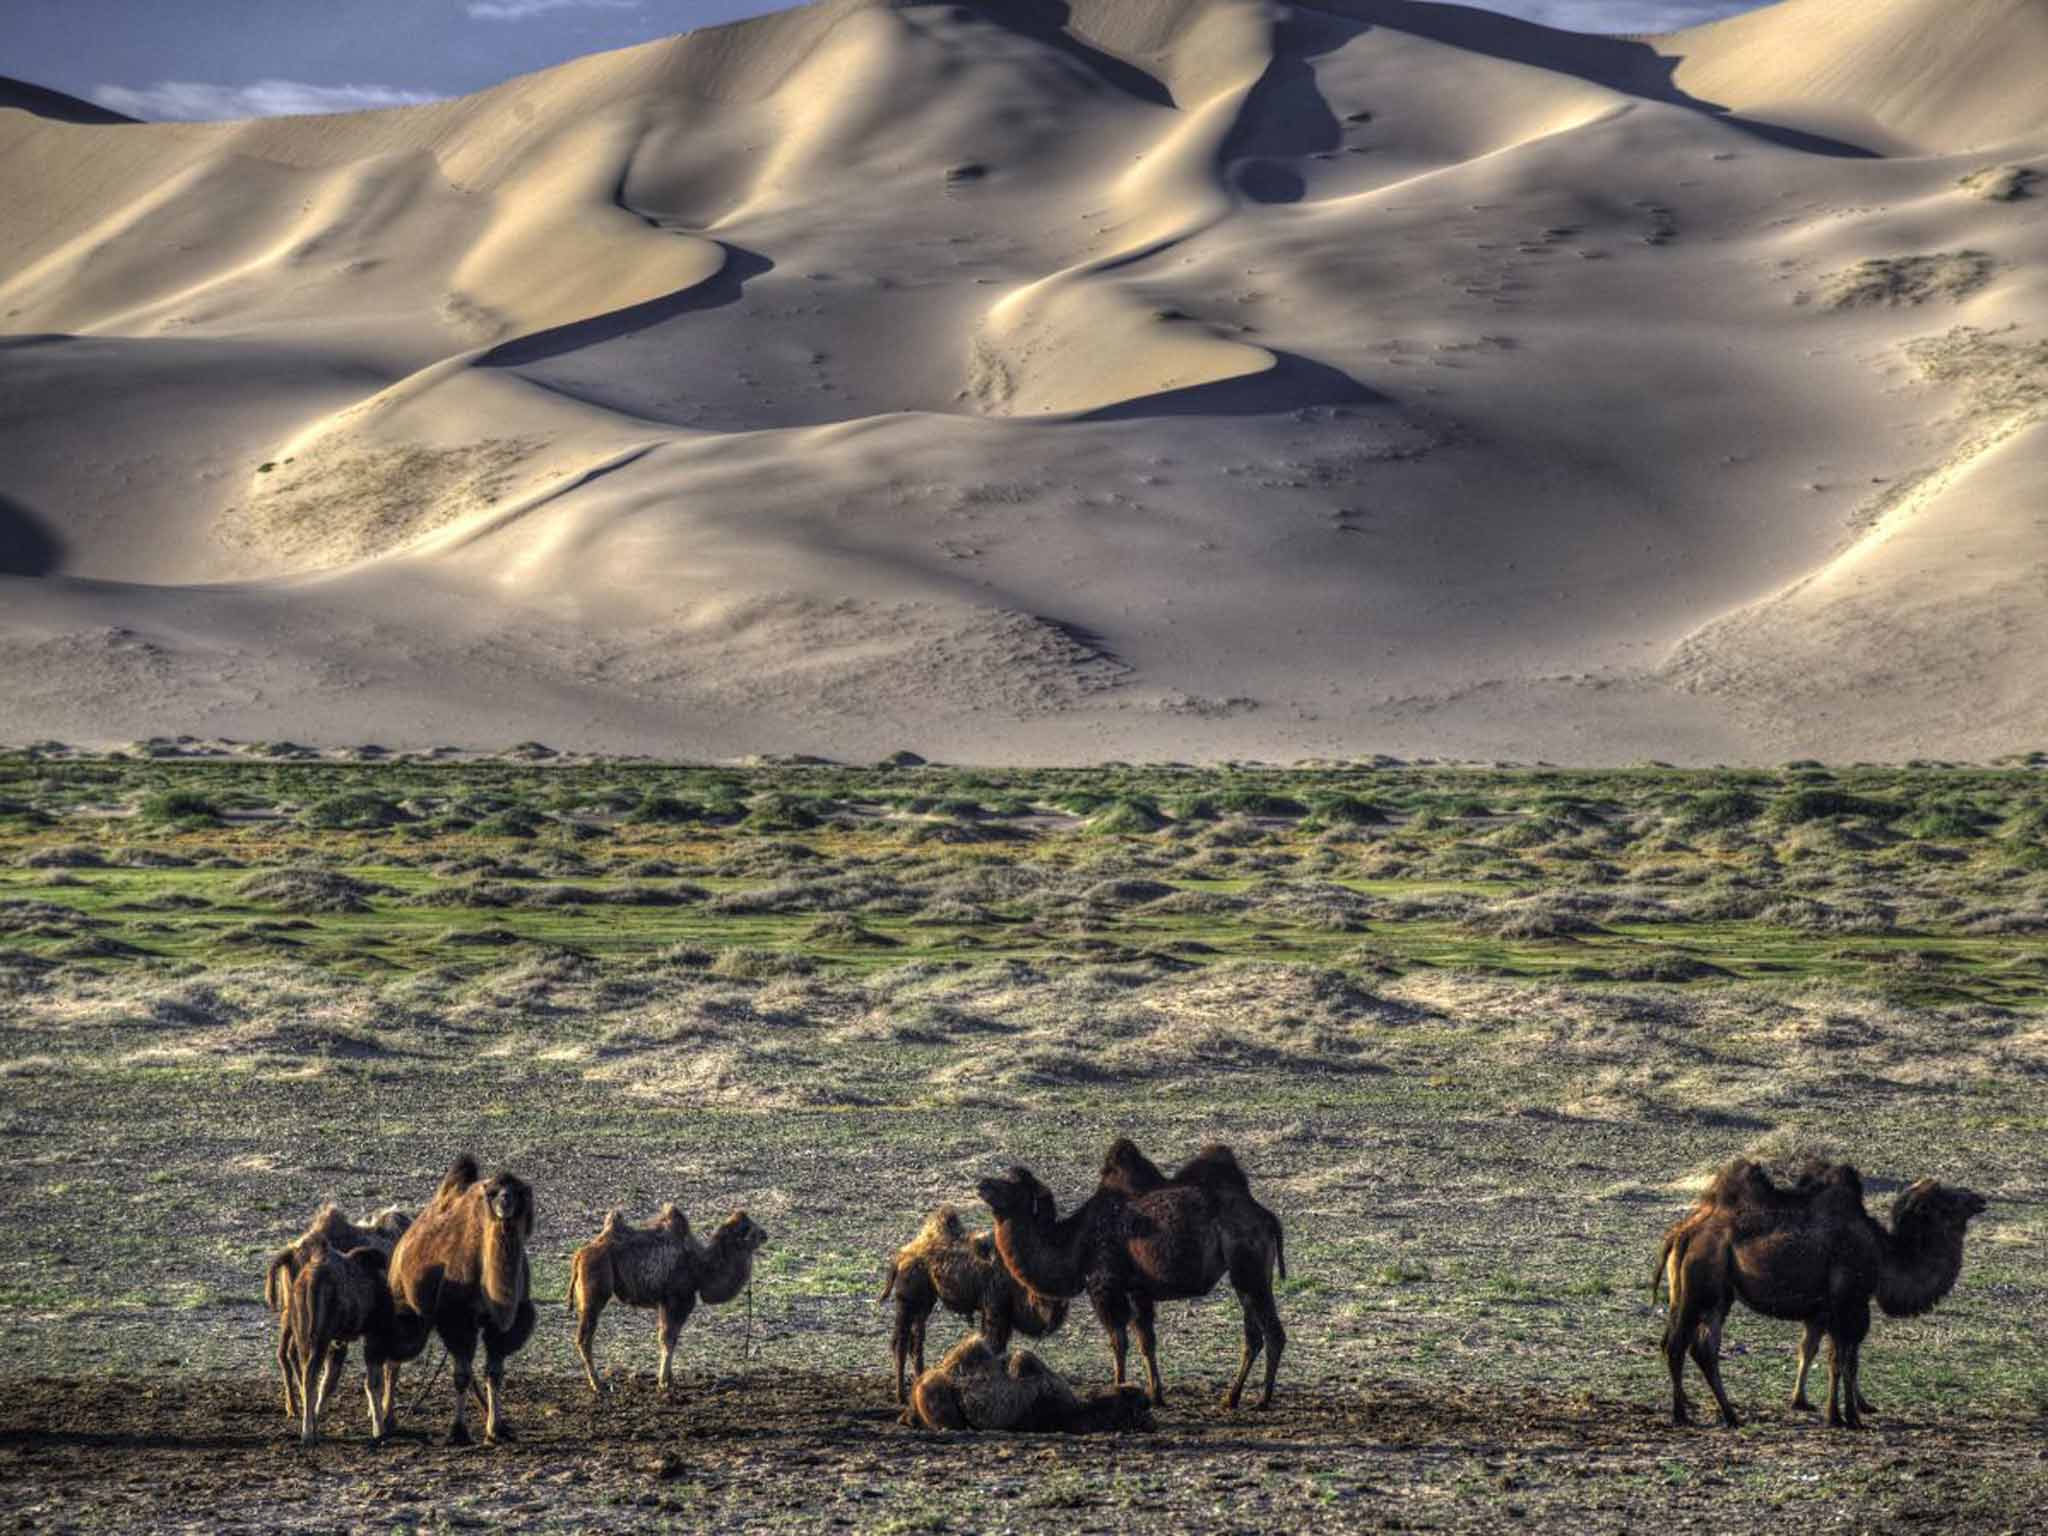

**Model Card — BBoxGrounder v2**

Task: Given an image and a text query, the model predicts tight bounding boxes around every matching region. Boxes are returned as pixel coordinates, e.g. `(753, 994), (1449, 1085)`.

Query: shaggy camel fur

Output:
(262, 1202), (412, 1421)
(882, 1206), (1068, 1404)
(1097, 1140), (1288, 1280)
(1656, 1158), (1878, 1414)
(903, 1334), (1154, 1434)
(568, 1206), (768, 1394)
(1660, 1158), (1986, 1429)
(979, 1158), (1286, 1410)
(284, 1242), (397, 1446)
(385, 1158), (537, 1444)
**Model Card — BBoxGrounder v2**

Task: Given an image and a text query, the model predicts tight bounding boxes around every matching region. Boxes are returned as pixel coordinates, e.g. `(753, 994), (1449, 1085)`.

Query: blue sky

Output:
(9, 0), (1765, 122)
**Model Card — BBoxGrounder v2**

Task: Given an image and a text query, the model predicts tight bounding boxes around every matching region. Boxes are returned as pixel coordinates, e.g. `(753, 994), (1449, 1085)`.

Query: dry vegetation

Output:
(1, 749), (2045, 1530)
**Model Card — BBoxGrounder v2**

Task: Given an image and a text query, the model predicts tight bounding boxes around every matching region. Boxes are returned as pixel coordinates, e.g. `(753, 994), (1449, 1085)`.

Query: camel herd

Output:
(262, 1140), (1987, 1447)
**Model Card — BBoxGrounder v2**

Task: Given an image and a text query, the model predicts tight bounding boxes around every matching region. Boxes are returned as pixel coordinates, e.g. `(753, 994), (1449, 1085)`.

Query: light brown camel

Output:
(902, 1333), (1154, 1433)
(1660, 1159), (1986, 1429)
(567, 1205), (768, 1394)
(384, 1158), (537, 1444)
(881, 1205), (1068, 1404)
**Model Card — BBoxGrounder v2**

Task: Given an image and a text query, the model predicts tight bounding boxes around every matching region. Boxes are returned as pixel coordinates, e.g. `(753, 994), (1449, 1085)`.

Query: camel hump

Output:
(1008, 1349), (1049, 1380)
(342, 1246), (388, 1275)
(1099, 1139), (1169, 1194)
(434, 1154), (482, 1202)
(1174, 1144), (1252, 1193)
(598, 1209), (626, 1238)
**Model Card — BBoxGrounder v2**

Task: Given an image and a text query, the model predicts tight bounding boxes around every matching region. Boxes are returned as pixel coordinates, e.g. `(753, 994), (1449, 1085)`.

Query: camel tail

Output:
(1651, 1231), (1675, 1302)
(1273, 1220), (1287, 1282)
(263, 1249), (294, 1314)
(880, 1260), (899, 1303)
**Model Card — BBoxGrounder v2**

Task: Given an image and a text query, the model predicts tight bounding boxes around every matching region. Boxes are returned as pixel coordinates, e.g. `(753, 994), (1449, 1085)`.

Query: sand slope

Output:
(2, 0), (2045, 761)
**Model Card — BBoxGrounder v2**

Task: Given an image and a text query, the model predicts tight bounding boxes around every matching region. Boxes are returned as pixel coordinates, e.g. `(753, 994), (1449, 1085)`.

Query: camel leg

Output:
(1130, 1293), (1166, 1407)
(1689, 1304), (1741, 1430)
(656, 1296), (693, 1394)
(1229, 1260), (1286, 1410)
(443, 1321), (480, 1446)
(1833, 1301), (1870, 1430)
(1228, 1307), (1264, 1411)
(1092, 1289), (1132, 1390)
(1663, 1295), (1696, 1426)
(318, 1344), (348, 1418)
(1791, 1322), (1821, 1410)
(575, 1292), (608, 1395)
(912, 1312), (928, 1377)
(298, 1338), (324, 1447)
(277, 1323), (300, 1419)
(361, 1349), (387, 1442)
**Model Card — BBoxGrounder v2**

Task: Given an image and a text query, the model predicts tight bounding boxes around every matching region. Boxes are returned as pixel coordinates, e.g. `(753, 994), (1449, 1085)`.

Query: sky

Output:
(8, 0), (1767, 122)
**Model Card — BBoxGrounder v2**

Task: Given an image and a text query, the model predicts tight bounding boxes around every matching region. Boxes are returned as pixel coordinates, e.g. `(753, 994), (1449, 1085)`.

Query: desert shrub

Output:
(139, 790), (222, 825)
(1768, 788), (1897, 824)
(1086, 799), (1167, 835)
(630, 794), (707, 824)
(1305, 793), (1388, 826)
(1672, 789), (1763, 831)
(233, 868), (389, 914)
(301, 791), (410, 829)
(709, 946), (817, 980)
(1216, 789), (1307, 818)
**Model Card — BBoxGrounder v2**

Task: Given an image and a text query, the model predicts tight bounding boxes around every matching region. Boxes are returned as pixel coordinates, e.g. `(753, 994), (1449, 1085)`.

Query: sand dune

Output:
(2, 0), (2045, 761)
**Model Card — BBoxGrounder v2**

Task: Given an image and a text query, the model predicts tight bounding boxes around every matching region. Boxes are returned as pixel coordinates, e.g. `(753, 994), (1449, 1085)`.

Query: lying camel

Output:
(903, 1334), (1153, 1433)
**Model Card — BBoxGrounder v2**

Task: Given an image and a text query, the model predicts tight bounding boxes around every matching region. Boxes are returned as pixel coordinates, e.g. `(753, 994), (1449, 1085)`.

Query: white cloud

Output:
(466, 0), (642, 20)
(1499, 0), (1757, 32)
(91, 79), (443, 122)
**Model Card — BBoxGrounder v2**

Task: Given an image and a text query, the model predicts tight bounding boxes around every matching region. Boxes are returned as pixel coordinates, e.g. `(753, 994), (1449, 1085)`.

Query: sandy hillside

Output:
(1, 0), (2044, 763)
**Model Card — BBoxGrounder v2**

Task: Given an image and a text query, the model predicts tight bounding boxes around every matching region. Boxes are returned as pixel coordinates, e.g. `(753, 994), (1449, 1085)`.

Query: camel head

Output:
(482, 1171), (535, 1240)
(714, 1211), (769, 1255)
(1892, 1179), (1988, 1233)
(978, 1167), (1056, 1226)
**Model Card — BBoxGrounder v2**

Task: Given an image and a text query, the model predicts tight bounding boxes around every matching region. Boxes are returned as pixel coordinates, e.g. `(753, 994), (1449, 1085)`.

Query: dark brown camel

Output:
(978, 1158), (1286, 1409)
(262, 1202), (412, 1423)
(284, 1241), (398, 1446)
(881, 1206), (1068, 1404)
(1659, 1158), (1986, 1429)
(1097, 1139), (1288, 1279)
(1656, 1157), (1877, 1414)
(384, 1156), (537, 1444)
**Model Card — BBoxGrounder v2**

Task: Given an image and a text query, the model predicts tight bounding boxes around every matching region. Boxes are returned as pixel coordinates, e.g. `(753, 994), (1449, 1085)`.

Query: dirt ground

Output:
(2, 1370), (2041, 1534)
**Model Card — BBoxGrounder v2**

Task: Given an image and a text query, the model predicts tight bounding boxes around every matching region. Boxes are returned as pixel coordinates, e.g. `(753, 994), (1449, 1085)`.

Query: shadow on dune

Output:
(476, 244), (774, 370)
(1078, 350), (1382, 421)
(971, 1), (1176, 107)
(0, 77), (135, 125)
(0, 494), (65, 577)
(1320, 0), (1881, 158)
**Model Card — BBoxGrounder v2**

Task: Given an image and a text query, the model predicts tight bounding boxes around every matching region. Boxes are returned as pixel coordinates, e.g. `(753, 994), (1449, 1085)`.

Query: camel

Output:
(1660, 1158), (1987, 1429)
(284, 1241), (397, 1446)
(1655, 1157), (1879, 1414)
(881, 1205), (1068, 1404)
(978, 1157), (1286, 1409)
(567, 1205), (768, 1395)
(1097, 1139), (1288, 1280)
(903, 1333), (1154, 1433)
(262, 1202), (412, 1421)
(384, 1157), (537, 1444)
